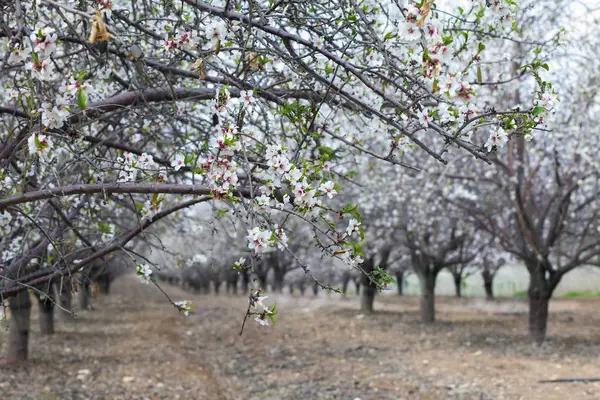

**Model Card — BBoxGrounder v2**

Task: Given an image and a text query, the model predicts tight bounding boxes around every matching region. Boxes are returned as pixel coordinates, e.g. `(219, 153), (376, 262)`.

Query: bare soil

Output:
(2, 276), (600, 400)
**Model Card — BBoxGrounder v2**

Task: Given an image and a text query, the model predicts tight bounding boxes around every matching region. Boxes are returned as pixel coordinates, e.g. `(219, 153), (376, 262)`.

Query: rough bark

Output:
(481, 269), (495, 300)
(453, 274), (462, 298)
(57, 283), (73, 320)
(360, 284), (376, 312)
(418, 270), (436, 323)
(37, 294), (55, 335)
(7, 291), (32, 361)
(360, 259), (376, 312)
(395, 271), (404, 296)
(484, 279), (494, 300)
(527, 276), (552, 345)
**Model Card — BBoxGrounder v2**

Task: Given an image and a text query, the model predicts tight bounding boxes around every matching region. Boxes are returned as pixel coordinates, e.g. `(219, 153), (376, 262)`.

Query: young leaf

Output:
(76, 88), (87, 110)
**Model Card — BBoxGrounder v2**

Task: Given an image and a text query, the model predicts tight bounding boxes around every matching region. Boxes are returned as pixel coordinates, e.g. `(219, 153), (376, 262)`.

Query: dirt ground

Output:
(2, 276), (600, 400)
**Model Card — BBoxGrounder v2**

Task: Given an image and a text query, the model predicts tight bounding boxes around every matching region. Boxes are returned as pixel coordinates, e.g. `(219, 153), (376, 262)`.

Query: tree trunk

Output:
(453, 274), (462, 298)
(299, 282), (305, 296)
(214, 281), (222, 295)
(354, 280), (361, 295)
(419, 271), (436, 323)
(341, 275), (350, 294)
(257, 274), (268, 291)
(7, 291), (32, 362)
(361, 260), (376, 312)
(202, 281), (211, 294)
(312, 282), (319, 296)
(528, 294), (550, 345)
(528, 277), (552, 345)
(273, 269), (285, 293)
(361, 284), (376, 312)
(288, 284), (294, 295)
(241, 269), (250, 294)
(58, 283), (73, 320)
(484, 279), (494, 300)
(395, 271), (404, 296)
(98, 275), (111, 295)
(78, 283), (90, 311)
(36, 294), (55, 335)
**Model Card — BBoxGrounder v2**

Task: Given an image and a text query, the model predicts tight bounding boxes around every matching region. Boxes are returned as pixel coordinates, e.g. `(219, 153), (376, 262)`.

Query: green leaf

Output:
(532, 105), (545, 116)
(478, 43), (485, 53)
(476, 65), (482, 84)
(76, 88), (87, 110)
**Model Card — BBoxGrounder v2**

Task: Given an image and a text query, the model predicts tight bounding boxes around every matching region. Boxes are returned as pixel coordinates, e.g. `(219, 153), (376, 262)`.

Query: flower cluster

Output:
(39, 97), (70, 129)
(136, 264), (153, 283)
(232, 257), (246, 272)
(250, 290), (277, 327)
(116, 152), (167, 183)
(174, 300), (192, 316)
(27, 134), (54, 158)
(141, 196), (164, 221)
(485, 126), (509, 152)
(246, 227), (275, 253)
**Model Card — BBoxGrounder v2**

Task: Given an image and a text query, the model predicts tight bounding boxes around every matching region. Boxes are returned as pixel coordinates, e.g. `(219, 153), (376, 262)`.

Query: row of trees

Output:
(4, 256), (125, 361)
(1, 0), (597, 363)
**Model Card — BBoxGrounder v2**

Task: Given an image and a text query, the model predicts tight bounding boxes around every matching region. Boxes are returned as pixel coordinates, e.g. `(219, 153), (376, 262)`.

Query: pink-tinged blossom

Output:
(239, 90), (255, 106)
(30, 28), (58, 55)
(28, 58), (54, 81)
(274, 225), (289, 250)
(398, 21), (421, 42)
(246, 227), (273, 253)
(8, 44), (30, 64)
(346, 218), (361, 236)
(319, 181), (337, 198)
(171, 153), (185, 171)
(27, 134), (54, 158)
(39, 98), (69, 129)
(485, 127), (508, 152)
(417, 109), (430, 128)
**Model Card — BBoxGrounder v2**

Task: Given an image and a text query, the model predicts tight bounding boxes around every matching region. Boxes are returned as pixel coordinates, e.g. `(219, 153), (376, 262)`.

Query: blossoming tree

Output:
(0, 0), (550, 360)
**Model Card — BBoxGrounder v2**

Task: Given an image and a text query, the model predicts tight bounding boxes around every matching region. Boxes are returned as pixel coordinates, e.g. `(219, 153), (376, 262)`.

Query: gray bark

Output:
(37, 294), (55, 335)
(7, 291), (32, 361)
(419, 270), (436, 323)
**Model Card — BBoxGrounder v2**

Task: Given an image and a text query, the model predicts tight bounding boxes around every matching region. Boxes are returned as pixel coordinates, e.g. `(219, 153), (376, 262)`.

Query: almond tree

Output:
(480, 248), (508, 300)
(443, 0), (600, 343)
(0, 0), (548, 360)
